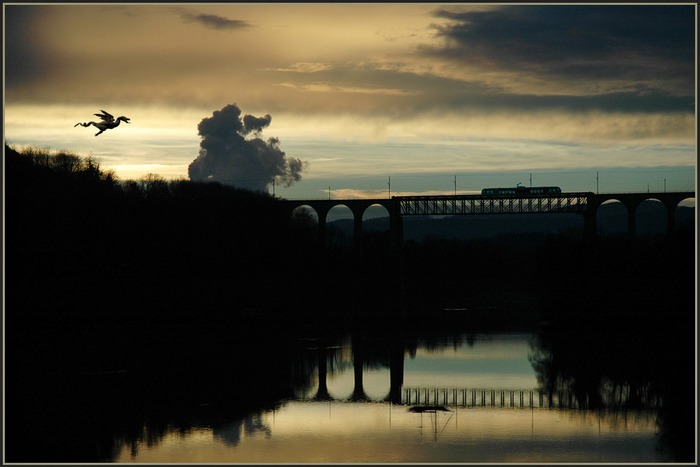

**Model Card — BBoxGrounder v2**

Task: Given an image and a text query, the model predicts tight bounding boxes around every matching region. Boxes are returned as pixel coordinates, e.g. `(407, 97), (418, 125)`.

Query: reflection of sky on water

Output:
(117, 403), (664, 463)
(404, 334), (539, 389)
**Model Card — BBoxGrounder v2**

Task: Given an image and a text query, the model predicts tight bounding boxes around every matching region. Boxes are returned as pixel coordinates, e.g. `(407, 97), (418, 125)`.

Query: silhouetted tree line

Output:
(5, 144), (324, 322)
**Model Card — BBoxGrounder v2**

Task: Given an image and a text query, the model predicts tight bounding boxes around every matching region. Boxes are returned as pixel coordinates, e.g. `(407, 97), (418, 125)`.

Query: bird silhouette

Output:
(75, 110), (130, 136)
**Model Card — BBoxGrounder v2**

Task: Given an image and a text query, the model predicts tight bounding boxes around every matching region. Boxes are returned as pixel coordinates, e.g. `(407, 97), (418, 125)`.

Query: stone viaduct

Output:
(280, 191), (695, 244)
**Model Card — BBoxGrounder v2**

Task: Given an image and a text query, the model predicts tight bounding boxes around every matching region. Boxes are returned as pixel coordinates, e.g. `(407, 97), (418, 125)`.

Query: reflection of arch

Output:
(300, 336), (406, 404)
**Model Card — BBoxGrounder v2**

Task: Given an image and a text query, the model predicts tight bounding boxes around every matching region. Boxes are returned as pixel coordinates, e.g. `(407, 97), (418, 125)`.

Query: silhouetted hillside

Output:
(5, 145), (299, 320)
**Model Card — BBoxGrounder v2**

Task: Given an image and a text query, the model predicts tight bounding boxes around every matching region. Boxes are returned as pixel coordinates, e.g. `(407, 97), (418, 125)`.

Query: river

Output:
(109, 331), (668, 463)
(7, 234), (695, 463)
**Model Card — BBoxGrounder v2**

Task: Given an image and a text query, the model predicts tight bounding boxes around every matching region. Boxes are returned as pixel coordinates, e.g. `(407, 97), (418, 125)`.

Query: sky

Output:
(3, 3), (697, 200)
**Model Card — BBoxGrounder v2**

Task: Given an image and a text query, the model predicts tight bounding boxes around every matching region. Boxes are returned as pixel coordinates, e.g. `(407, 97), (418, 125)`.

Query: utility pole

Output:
(454, 175), (457, 196)
(596, 171), (599, 194)
(529, 173), (532, 187)
(388, 176), (391, 198)
(328, 185), (331, 200)
(664, 178), (667, 192)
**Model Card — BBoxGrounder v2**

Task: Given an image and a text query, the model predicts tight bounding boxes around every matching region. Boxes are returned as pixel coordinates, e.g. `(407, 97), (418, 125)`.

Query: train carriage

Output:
(481, 184), (562, 196)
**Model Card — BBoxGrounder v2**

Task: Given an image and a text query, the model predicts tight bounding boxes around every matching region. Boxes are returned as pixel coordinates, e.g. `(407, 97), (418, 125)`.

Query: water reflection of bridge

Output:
(301, 385), (582, 409)
(302, 342), (581, 409)
(403, 387), (580, 409)
(300, 341), (662, 410)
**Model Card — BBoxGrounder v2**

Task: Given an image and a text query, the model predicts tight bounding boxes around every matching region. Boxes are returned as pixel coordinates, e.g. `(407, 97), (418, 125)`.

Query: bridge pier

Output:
(353, 215), (363, 248)
(627, 206), (636, 238)
(583, 209), (597, 240)
(389, 200), (403, 250)
(318, 214), (327, 245)
(667, 207), (676, 233)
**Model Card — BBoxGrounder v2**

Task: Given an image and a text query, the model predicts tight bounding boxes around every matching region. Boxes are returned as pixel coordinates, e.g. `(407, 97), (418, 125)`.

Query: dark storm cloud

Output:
(180, 11), (250, 30)
(4, 5), (57, 87)
(288, 61), (692, 115)
(450, 86), (694, 114)
(188, 104), (307, 192)
(428, 5), (695, 98)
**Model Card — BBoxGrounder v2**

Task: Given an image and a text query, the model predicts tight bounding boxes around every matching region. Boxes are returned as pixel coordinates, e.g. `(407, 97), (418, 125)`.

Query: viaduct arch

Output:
(283, 198), (401, 246)
(585, 192), (694, 238)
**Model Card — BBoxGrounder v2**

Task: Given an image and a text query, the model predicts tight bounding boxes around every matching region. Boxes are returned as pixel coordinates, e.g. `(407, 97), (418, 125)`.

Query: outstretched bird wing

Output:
(94, 110), (115, 123)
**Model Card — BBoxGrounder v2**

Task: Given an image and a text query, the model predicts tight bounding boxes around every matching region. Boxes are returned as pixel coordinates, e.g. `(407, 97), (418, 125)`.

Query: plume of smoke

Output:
(188, 104), (307, 192)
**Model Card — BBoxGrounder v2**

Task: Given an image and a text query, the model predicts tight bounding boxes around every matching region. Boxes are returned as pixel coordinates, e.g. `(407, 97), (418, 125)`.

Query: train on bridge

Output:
(481, 184), (562, 196)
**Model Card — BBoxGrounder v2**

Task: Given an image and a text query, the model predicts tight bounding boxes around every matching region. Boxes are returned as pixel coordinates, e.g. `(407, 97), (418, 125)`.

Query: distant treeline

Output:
(5, 144), (282, 200)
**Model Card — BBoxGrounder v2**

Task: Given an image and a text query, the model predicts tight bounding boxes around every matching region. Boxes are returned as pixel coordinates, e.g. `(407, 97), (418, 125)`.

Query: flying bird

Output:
(74, 110), (130, 136)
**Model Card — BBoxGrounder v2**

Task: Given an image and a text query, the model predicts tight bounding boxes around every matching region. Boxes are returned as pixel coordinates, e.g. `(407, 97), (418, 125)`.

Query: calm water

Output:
(112, 333), (670, 463)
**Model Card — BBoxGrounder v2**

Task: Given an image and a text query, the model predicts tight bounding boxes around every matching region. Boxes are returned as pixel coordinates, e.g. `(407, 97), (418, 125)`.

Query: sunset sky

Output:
(4, 3), (696, 199)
